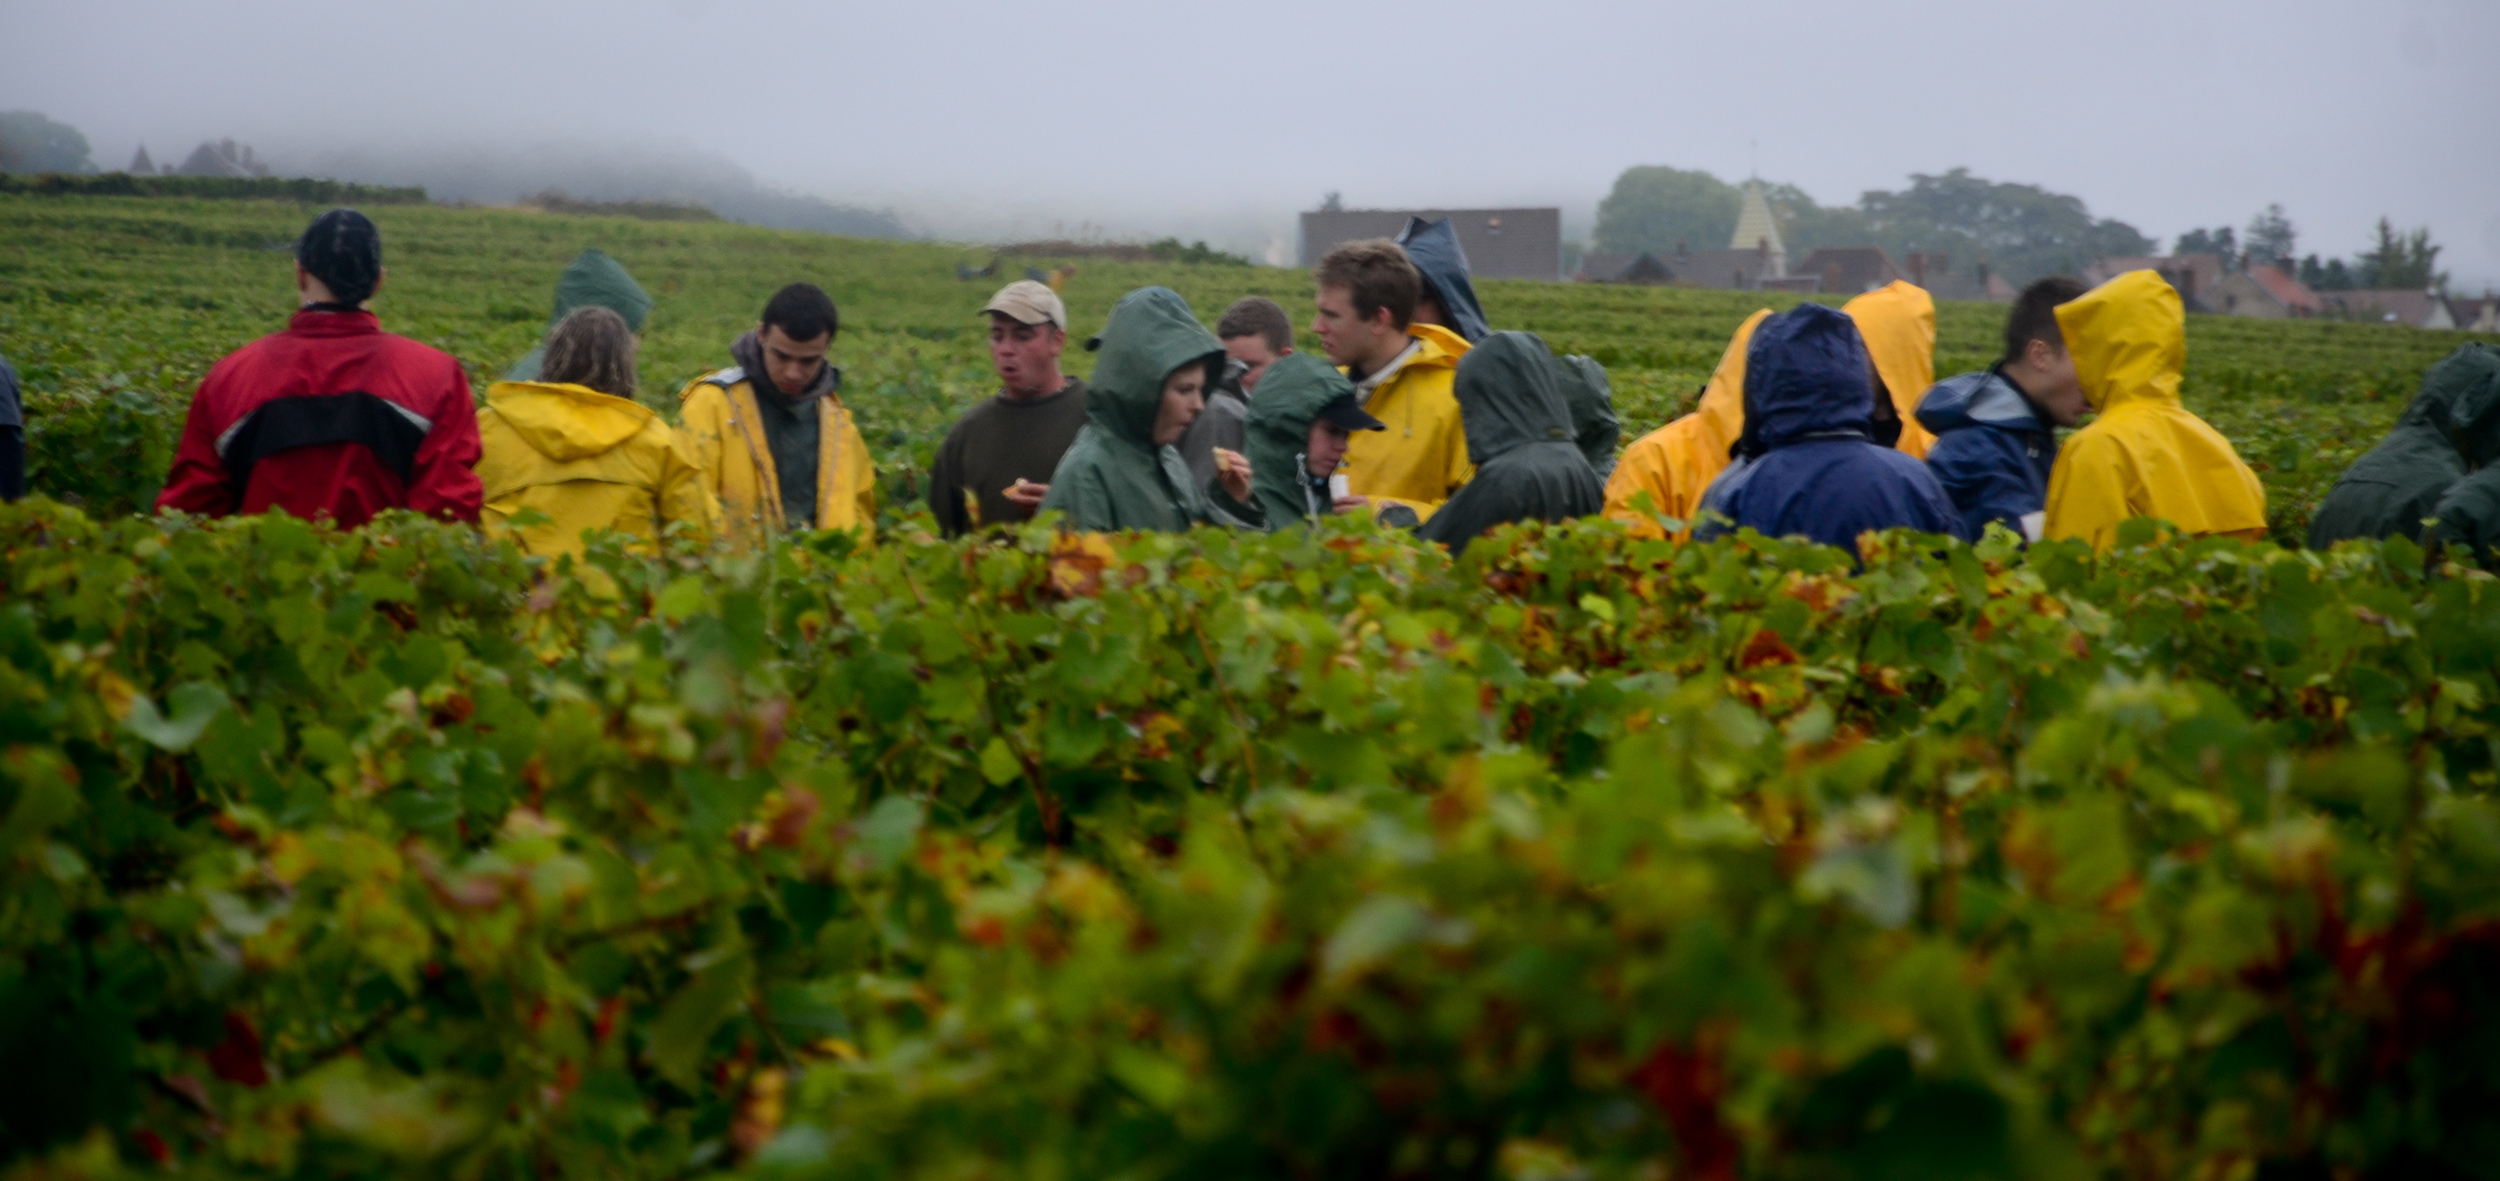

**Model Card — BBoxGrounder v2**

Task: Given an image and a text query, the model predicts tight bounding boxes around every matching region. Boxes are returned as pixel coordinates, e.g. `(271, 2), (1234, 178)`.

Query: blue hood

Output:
(1397, 217), (1491, 343)
(1915, 369), (2048, 436)
(1744, 303), (1874, 449)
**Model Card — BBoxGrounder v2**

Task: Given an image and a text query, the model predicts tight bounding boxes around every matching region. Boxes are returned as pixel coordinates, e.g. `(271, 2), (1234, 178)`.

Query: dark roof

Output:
(1301, 208), (1562, 280)
(1791, 247), (1910, 296)
(2245, 264), (2320, 313)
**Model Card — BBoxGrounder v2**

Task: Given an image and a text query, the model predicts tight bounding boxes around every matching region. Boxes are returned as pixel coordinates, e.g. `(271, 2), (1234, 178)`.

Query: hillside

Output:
(3, 194), (2491, 534)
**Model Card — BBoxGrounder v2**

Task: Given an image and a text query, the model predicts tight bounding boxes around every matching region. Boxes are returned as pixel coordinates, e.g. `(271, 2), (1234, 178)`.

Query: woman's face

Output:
(1152, 364), (1207, 446)
(1305, 419), (1352, 476)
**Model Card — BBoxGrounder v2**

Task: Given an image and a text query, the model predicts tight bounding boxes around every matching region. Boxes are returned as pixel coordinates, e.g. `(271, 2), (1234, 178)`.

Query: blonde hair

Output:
(541, 306), (638, 397)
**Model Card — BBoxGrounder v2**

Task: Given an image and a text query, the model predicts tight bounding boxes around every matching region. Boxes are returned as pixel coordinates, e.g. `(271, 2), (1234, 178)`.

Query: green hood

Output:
(1452, 332), (1576, 465)
(1084, 287), (1224, 446)
(1243, 351), (1358, 527)
(2404, 343), (2500, 467)
(1555, 353), (1620, 478)
(504, 249), (654, 381)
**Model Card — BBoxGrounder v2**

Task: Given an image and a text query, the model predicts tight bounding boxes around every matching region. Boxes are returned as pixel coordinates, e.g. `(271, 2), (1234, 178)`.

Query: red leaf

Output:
(205, 1012), (268, 1088)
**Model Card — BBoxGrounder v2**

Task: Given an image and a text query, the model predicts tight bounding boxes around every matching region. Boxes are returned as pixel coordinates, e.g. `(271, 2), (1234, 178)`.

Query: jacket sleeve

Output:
(658, 430), (723, 547)
(2041, 431), (2133, 551)
(1037, 459), (1116, 532)
(1415, 480), (1495, 553)
(405, 357), (485, 523)
(155, 373), (239, 516)
(1928, 431), (2039, 541)
(0, 427), (21, 503)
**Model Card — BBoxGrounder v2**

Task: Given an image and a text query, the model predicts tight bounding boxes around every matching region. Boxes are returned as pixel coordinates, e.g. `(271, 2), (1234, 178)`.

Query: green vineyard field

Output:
(2, 193), (2498, 1181)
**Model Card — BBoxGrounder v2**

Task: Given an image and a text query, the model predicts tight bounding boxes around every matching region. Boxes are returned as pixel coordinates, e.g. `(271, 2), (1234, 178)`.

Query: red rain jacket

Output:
(157, 310), (483, 527)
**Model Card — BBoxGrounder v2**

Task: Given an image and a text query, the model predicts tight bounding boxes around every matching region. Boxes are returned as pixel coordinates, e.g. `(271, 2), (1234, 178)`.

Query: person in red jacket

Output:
(156, 208), (483, 527)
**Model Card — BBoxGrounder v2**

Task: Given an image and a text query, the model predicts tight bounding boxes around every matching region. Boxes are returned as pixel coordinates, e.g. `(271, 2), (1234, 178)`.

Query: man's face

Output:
(1305, 418), (1352, 476)
(988, 313), (1066, 396)
(1152, 364), (1207, 446)
(2027, 339), (2089, 426)
(757, 324), (831, 395)
(1223, 334), (1285, 395)
(1313, 285), (1400, 369)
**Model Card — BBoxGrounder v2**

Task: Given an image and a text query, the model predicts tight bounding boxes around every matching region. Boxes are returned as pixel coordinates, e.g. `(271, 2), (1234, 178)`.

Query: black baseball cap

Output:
(1314, 392), (1386, 432)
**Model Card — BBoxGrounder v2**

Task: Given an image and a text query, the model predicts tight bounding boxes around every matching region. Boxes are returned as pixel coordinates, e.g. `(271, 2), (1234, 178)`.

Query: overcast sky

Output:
(8, 0), (2496, 285)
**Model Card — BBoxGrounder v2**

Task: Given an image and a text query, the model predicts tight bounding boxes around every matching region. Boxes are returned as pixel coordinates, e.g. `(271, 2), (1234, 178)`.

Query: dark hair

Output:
(1315, 240), (1421, 329)
(295, 208), (382, 305)
(2004, 276), (2089, 365)
(541, 306), (639, 398)
(1216, 296), (1294, 353)
(761, 282), (840, 342)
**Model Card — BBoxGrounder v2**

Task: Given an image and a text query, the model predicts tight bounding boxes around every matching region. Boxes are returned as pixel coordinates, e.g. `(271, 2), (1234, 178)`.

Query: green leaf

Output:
(121, 680), (228, 751)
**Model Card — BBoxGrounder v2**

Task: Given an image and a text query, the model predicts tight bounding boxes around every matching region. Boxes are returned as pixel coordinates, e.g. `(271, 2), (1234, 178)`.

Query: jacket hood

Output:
(1916, 369), (2048, 435)
(1743, 303), (1876, 449)
(2402, 343), (2500, 467)
(485, 380), (657, 461)
(1396, 217), (1491, 343)
(1556, 354), (1621, 477)
(1842, 281), (1936, 441)
(1244, 351), (1359, 522)
(552, 249), (652, 332)
(1693, 309), (1773, 456)
(1085, 287), (1224, 446)
(2056, 270), (2184, 414)
(1452, 332), (1577, 465)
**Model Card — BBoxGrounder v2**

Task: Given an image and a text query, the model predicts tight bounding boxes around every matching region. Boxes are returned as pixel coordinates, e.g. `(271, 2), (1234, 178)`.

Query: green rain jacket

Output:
(2310, 343), (2500, 548)
(1241, 352), (1360, 528)
(1039, 287), (1230, 533)
(1556, 353), (1621, 479)
(1417, 332), (1606, 555)
(505, 249), (655, 381)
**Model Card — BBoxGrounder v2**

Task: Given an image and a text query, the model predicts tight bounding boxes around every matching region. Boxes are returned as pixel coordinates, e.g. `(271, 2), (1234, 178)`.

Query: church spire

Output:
(1730, 177), (1786, 279)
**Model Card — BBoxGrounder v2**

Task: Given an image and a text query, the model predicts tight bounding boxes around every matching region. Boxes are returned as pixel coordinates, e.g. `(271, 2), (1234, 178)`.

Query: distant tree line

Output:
(0, 111), (97, 174)
(1592, 165), (2154, 285)
(2172, 205), (2447, 292)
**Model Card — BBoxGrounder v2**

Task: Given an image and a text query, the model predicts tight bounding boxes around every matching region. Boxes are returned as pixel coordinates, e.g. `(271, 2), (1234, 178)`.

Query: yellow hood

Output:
(1842, 281), (1937, 457)
(1694, 308), (1772, 455)
(485, 381), (657, 462)
(2055, 270), (2183, 415)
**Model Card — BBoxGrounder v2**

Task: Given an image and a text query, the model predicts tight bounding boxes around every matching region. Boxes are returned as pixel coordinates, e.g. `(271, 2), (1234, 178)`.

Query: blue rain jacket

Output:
(1696, 304), (1961, 556)
(1915, 367), (2059, 540)
(1396, 217), (1492, 343)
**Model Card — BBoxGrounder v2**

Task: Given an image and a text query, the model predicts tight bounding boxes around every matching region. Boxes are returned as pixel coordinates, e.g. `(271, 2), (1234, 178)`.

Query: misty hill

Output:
(272, 141), (912, 240)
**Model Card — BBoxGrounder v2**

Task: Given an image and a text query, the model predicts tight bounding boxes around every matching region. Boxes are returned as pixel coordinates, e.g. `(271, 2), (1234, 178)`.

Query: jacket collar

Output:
(288, 309), (381, 336)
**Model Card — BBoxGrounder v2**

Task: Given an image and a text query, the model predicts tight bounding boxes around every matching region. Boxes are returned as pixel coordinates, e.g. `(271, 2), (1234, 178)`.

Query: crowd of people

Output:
(4, 205), (2495, 565)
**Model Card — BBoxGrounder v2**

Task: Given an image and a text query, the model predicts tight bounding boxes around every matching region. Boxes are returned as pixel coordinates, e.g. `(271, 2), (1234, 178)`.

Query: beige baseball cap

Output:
(981, 279), (1067, 331)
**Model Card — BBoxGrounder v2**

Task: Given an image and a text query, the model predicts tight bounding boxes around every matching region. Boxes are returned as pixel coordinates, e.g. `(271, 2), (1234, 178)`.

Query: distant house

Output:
(2210, 264), (2321, 319)
(175, 139), (270, 179)
(1901, 251), (2014, 302)
(1578, 243), (1790, 289)
(2442, 295), (2499, 333)
(1299, 207), (1562, 279)
(2085, 254), (2226, 312)
(2316, 289), (2451, 328)
(1791, 247), (1911, 296)
(127, 145), (155, 175)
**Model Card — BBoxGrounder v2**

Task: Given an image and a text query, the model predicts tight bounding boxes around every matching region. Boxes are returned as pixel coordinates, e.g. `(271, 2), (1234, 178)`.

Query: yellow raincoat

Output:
(678, 370), (877, 547)
(1842, 281), (1938, 459)
(2042, 270), (2267, 550)
(1341, 323), (1474, 518)
(1602, 309), (1770, 535)
(476, 381), (720, 557)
